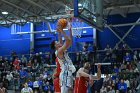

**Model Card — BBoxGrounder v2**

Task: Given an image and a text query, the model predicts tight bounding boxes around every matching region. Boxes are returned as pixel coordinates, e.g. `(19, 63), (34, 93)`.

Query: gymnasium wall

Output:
(1, 13), (140, 56)
(34, 21), (94, 53)
(97, 12), (140, 49)
(0, 21), (94, 56)
(0, 23), (30, 56)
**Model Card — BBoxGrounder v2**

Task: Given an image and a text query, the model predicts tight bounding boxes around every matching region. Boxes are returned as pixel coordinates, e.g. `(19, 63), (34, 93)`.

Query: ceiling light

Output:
(2, 11), (8, 15)
(78, 3), (82, 7)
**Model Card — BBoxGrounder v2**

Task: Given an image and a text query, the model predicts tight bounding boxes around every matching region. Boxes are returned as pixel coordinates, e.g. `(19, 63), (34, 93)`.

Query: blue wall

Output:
(34, 21), (94, 53)
(97, 13), (140, 49)
(0, 24), (30, 56)
(2, 12), (140, 56)
(0, 21), (94, 56)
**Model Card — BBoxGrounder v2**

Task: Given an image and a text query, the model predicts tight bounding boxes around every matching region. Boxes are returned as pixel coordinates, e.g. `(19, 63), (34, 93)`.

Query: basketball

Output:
(57, 18), (68, 29)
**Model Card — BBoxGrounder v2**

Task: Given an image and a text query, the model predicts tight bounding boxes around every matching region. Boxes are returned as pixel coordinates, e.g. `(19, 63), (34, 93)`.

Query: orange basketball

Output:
(57, 18), (68, 29)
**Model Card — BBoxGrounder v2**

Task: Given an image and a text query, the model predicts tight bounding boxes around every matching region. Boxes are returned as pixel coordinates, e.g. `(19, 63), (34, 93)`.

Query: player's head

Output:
(50, 40), (62, 50)
(24, 82), (28, 88)
(83, 62), (90, 70)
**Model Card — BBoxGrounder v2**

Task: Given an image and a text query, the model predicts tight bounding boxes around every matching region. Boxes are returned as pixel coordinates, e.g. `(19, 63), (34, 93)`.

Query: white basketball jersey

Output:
(21, 87), (32, 93)
(56, 51), (76, 87)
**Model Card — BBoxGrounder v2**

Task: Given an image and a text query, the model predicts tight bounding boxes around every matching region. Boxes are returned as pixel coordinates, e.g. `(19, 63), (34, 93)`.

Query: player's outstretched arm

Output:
(57, 31), (62, 45)
(91, 64), (101, 80)
(57, 26), (71, 59)
(78, 68), (90, 78)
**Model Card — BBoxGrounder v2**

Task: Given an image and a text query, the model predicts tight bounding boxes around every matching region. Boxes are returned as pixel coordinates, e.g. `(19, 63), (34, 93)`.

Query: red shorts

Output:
(53, 78), (61, 92)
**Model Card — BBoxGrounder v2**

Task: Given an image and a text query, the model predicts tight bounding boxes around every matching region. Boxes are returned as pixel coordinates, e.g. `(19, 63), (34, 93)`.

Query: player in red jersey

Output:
(53, 57), (61, 93)
(52, 31), (62, 93)
(74, 62), (101, 93)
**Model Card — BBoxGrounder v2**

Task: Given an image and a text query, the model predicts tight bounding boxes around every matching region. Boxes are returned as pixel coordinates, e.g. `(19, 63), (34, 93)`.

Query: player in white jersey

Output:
(50, 23), (76, 93)
(21, 82), (33, 93)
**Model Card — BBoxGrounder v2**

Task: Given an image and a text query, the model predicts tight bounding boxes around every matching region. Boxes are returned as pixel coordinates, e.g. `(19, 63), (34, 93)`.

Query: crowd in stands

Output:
(0, 52), (54, 93)
(0, 43), (140, 93)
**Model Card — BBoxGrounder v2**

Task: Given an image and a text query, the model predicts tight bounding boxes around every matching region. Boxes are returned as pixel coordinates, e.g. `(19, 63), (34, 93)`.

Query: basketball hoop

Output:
(66, 10), (83, 38)
(71, 17), (83, 38)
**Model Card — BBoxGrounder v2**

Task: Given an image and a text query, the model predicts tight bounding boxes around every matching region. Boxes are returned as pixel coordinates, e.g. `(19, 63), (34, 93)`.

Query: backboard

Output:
(74, 0), (103, 31)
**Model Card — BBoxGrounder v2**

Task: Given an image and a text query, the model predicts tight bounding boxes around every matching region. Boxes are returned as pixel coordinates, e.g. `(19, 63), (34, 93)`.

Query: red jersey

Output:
(74, 77), (89, 93)
(53, 57), (61, 92)
(54, 57), (61, 77)
(13, 60), (19, 66)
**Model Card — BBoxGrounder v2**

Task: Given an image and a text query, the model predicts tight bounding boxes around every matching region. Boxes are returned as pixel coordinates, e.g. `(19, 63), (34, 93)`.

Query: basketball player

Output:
(50, 23), (76, 93)
(53, 32), (62, 93)
(74, 62), (101, 93)
(53, 58), (61, 93)
(21, 82), (33, 93)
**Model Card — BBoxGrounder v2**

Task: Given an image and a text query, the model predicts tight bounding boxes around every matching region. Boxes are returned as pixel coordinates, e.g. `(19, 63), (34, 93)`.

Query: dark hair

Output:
(50, 40), (56, 50)
(52, 52), (56, 62)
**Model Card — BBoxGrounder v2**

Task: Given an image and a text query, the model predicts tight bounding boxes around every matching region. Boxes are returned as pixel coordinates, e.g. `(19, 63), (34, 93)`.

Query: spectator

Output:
(103, 74), (111, 87)
(46, 74), (53, 86)
(43, 81), (53, 93)
(21, 55), (27, 67)
(0, 83), (7, 93)
(21, 82), (33, 93)
(13, 70), (20, 90)
(118, 79), (127, 93)
(45, 54), (51, 65)
(113, 65), (119, 74)
(19, 68), (28, 83)
(0, 56), (4, 72)
(133, 51), (138, 62)
(43, 71), (48, 80)
(120, 63), (126, 72)
(104, 44), (112, 60)
(33, 78), (39, 93)
(122, 43), (128, 60)
(124, 78), (130, 92)
(33, 53), (41, 65)
(114, 44), (121, 64)
(3, 57), (10, 71)
(27, 60), (32, 72)
(6, 71), (13, 86)
(100, 86), (107, 93)
(32, 59), (39, 73)
(11, 50), (17, 62)
(1, 76), (8, 89)
(29, 54), (34, 62)
(112, 73), (119, 81)
(114, 78), (119, 90)
(28, 79), (33, 89)
(81, 46), (88, 62)
(13, 57), (20, 70)
(38, 78), (43, 90)
(123, 53), (131, 64)
(107, 86), (115, 93)
(1, 71), (7, 79)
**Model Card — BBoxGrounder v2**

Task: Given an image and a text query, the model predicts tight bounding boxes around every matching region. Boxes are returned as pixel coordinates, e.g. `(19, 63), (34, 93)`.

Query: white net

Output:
(72, 27), (82, 38)
(71, 18), (83, 38)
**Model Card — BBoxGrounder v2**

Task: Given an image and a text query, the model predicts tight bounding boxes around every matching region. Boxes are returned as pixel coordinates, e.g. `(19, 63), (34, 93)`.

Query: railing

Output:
(1, 48), (140, 64)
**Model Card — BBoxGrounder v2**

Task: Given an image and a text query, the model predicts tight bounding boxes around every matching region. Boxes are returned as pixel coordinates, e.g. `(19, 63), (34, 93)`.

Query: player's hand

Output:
(57, 24), (63, 33)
